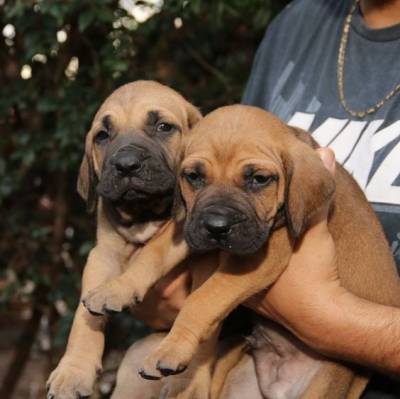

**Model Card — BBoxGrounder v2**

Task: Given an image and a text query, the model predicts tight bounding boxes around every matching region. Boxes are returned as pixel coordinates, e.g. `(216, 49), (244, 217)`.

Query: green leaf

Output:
(79, 241), (94, 257)
(78, 11), (95, 32)
(0, 0), (291, 353)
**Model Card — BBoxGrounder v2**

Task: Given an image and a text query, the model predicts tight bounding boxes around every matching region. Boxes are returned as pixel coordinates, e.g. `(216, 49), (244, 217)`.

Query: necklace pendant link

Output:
(357, 111), (366, 118)
(337, 0), (400, 119)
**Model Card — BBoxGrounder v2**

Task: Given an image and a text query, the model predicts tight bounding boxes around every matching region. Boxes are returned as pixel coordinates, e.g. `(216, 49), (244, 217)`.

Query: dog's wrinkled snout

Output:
(201, 206), (238, 237)
(115, 153), (141, 176)
(111, 147), (144, 176)
(204, 213), (231, 236)
(185, 199), (267, 254)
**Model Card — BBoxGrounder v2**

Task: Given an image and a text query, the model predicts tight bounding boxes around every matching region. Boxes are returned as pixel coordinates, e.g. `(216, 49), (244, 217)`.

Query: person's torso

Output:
(243, 0), (400, 273)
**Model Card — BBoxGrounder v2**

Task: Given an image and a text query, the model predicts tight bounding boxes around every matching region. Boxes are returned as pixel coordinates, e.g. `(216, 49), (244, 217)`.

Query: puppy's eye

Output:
(182, 170), (205, 188)
(94, 130), (110, 144)
(252, 175), (272, 185)
(156, 122), (175, 133)
(248, 174), (277, 190)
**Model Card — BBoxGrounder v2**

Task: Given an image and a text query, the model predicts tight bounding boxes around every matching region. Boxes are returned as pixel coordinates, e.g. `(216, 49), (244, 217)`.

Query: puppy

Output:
(152, 105), (400, 398)
(46, 80), (201, 399)
(88, 105), (400, 398)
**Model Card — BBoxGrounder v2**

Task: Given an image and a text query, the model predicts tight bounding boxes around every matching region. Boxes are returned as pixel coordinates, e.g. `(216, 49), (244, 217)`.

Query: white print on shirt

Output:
(288, 112), (400, 207)
(392, 233), (400, 259)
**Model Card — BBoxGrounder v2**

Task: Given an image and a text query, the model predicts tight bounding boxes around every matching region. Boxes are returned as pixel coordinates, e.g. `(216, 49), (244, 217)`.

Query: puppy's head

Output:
(179, 105), (335, 255)
(77, 81), (201, 216)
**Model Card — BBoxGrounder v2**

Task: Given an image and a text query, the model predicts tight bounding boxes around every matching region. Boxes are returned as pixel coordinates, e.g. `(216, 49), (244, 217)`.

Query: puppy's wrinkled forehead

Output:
(93, 80), (190, 131)
(185, 105), (290, 163)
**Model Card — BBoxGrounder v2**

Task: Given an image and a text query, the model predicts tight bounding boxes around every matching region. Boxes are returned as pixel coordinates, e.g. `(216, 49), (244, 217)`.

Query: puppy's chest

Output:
(117, 220), (166, 270)
(117, 220), (165, 244)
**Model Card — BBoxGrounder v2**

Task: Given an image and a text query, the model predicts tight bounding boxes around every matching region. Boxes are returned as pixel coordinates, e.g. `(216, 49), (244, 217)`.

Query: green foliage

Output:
(0, 0), (289, 346)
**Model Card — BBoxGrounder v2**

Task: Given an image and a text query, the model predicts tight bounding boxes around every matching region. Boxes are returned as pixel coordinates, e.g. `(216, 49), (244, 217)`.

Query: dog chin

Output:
(185, 229), (268, 256)
(227, 238), (267, 255)
(218, 237), (267, 255)
(121, 188), (150, 201)
(97, 181), (147, 202)
(102, 188), (157, 205)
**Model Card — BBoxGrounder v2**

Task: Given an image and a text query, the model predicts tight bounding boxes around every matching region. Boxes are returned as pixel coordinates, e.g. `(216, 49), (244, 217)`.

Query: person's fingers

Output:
(316, 147), (336, 175)
(130, 267), (191, 329)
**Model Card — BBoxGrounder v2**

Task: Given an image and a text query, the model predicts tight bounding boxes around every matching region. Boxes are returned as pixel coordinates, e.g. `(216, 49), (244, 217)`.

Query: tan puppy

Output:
(149, 105), (400, 398)
(46, 80), (201, 399)
(87, 105), (400, 398)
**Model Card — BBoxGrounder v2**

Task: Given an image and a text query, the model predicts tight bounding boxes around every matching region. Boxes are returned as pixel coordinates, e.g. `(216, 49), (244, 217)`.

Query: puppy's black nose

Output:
(115, 154), (141, 175)
(203, 211), (232, 236)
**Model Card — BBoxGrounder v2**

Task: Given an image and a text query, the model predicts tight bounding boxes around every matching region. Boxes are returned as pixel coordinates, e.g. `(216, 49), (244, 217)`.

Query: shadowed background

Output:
(0, 1), (289, 397)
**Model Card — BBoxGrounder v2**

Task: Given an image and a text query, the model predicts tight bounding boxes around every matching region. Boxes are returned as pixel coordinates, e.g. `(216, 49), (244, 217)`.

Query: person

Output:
(134, 0), (400, 397)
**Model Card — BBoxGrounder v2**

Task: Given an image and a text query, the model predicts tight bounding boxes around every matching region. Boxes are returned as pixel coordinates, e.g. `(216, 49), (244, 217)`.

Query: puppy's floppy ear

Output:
(172, 183), (186, 223)
(289, 126), (319, 148)
(186, 102), (202, 128)
(172, 153), (187, 223)
(282, 139), (335, 239)
(77, 149), (98, 214)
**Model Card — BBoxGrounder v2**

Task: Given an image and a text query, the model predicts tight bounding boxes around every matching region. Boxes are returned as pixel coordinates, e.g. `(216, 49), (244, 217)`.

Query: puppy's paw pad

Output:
(157, 361), (187, 376)
(150, 340), (194, 378)
(82, 283), (127, 315)
(81, 298), (104, 316)
(138, 367), (162, 380)
(46, 362), (95, 399)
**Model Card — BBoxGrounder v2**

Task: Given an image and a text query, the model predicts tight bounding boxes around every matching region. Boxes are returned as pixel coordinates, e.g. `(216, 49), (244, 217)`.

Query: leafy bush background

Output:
(0, 0), (290, 358)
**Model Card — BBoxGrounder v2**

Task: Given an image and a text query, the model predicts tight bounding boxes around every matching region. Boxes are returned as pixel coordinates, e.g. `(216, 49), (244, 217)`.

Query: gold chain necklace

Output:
(337, 0), (400, 118)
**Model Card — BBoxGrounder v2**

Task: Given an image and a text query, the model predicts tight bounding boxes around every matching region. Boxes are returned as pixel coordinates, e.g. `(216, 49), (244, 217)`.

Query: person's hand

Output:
(245, 147), (341, 347)
(131, 263), (191, 330)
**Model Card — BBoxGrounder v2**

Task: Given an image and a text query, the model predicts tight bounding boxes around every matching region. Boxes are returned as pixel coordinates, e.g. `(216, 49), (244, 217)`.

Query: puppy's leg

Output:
(219, 353), (263, 399)
(112, 333), (166, 399)
(83, 221), (190, 315)
(210, 338), (247, 399)
(300, 362), (368, 399)
(140, 227), (292, 378)
(160, 337), (217, 399)
(47, 246), (121, 399)
(112, 333), (216, 399)
(346, 374), (369, 399)
(157, 253), (220, 399)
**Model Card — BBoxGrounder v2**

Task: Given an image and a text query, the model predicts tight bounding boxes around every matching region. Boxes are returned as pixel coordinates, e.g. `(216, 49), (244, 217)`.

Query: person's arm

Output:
(247, 215), (400, 374)
(247, 148), (400, 374)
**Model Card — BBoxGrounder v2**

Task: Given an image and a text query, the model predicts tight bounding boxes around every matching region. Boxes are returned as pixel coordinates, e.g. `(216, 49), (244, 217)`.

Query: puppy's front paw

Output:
(140, 336), (197, 379)
(46, 358), (99, 399)
(82, 279), (142, 316)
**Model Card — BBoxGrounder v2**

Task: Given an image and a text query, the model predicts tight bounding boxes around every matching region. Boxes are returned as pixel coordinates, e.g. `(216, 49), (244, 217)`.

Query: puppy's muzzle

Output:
(111, 146), (145, 177)
(97, 141), (175, 203)
(185, 197), (269, 255)
(190, 203), (248, 248)
(202, 206), (242, 238)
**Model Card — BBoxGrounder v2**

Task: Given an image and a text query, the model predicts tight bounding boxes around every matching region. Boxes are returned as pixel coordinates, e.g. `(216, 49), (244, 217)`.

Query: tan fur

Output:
(46, 81), (202, 399)
(210, 338), (248, 399)
(48, 97), (400, 399)
(96, 105), (399, 398)
(175, 105), (400, 398)
(112, 334), (166, 399)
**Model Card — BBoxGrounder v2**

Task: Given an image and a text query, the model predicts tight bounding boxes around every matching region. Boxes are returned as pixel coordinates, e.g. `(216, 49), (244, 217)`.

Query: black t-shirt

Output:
(243, 0), (400, 273)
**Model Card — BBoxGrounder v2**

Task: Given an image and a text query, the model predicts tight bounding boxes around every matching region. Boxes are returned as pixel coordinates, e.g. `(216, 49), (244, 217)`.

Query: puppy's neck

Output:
(100, 198), (170, 245)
